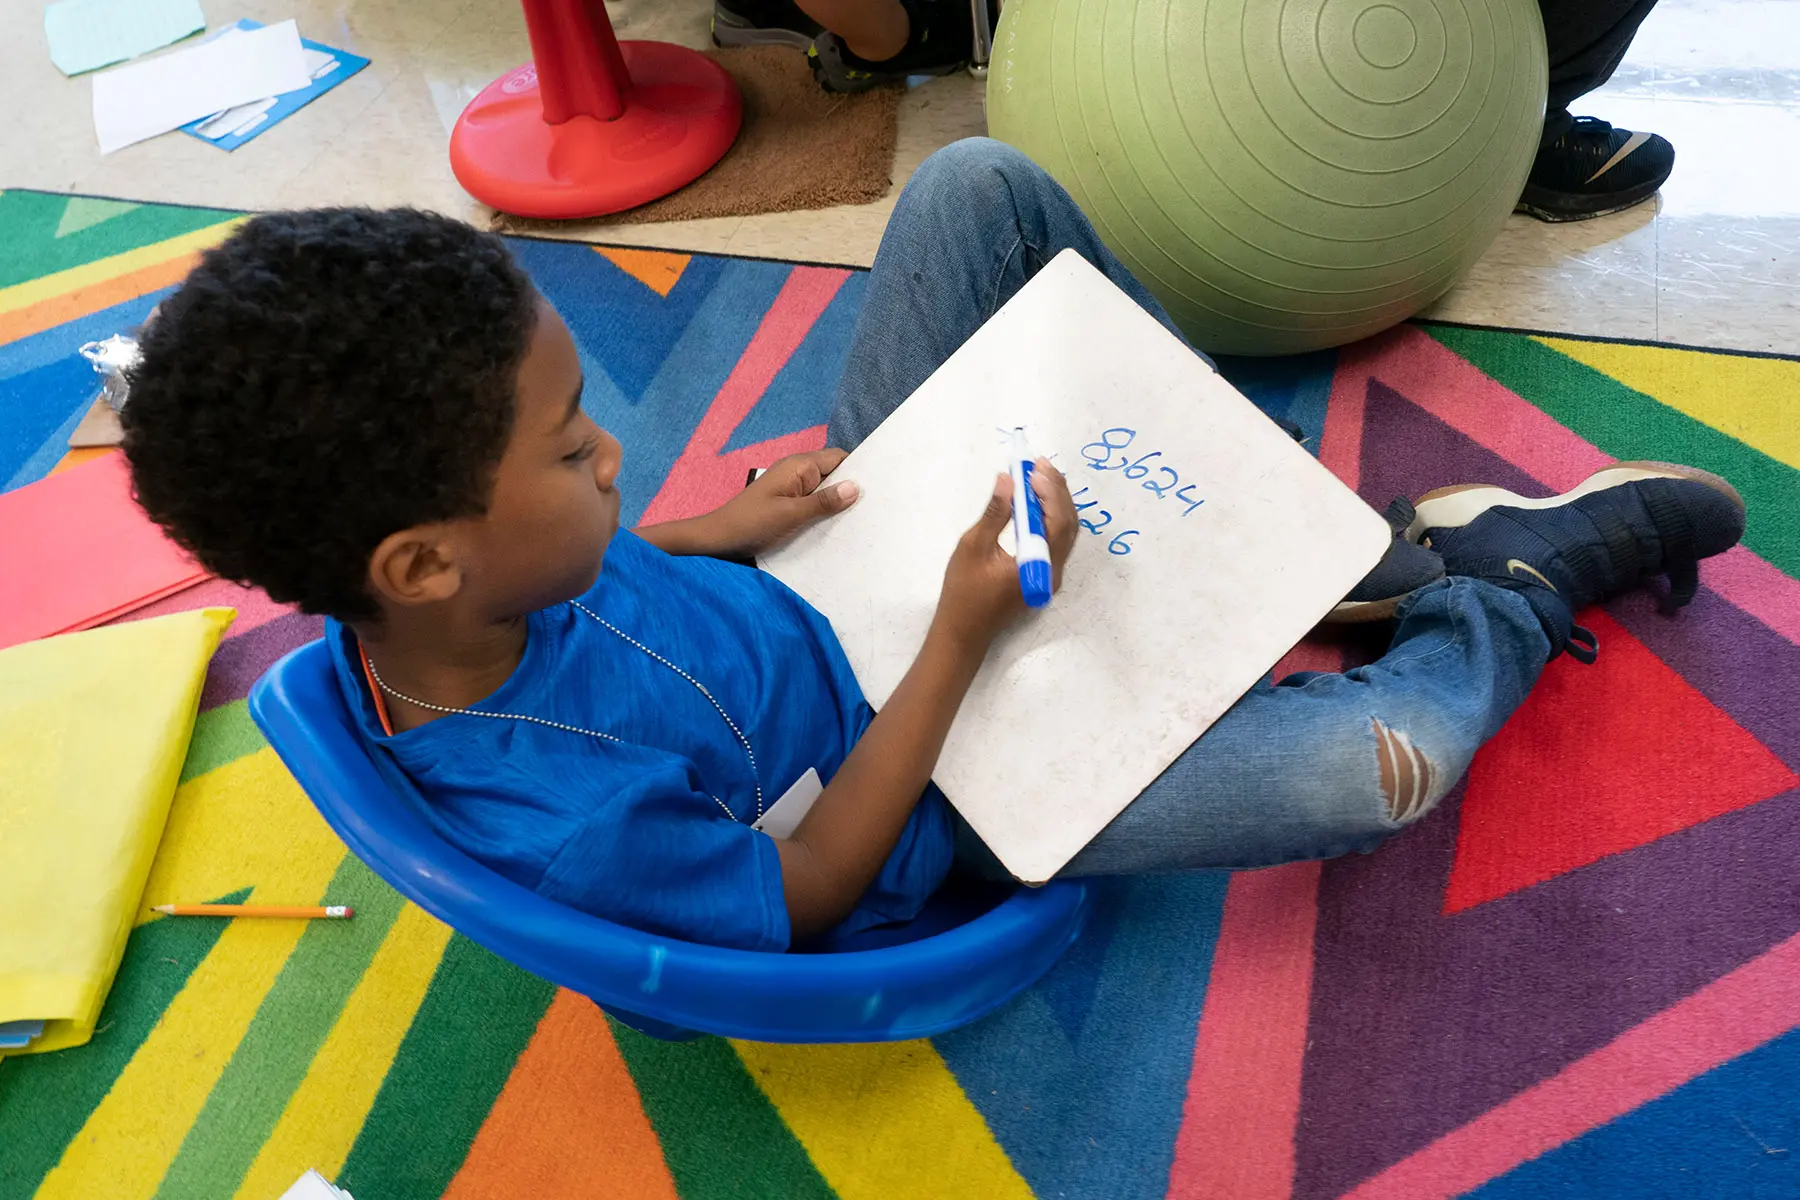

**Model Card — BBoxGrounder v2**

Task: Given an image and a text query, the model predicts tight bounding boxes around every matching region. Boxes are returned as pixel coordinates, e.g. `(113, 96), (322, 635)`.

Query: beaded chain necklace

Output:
(361, 599), (764, 822)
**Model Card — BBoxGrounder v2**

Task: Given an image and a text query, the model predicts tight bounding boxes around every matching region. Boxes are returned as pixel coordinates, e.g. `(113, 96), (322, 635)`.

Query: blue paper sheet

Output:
(44, 0), (205, 76)
(178, 20), (370, 152)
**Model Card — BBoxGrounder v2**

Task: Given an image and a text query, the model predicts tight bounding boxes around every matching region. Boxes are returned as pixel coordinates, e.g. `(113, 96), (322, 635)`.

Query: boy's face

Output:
(457, 297), (622, 617)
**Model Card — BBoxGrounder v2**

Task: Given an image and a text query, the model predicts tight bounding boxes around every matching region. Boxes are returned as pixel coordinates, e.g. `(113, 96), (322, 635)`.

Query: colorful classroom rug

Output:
(1, 188), (1797, 1200)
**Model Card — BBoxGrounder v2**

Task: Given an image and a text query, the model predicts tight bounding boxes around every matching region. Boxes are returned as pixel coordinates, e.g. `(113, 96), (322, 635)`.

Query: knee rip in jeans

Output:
(1371, 718), (1438, 823)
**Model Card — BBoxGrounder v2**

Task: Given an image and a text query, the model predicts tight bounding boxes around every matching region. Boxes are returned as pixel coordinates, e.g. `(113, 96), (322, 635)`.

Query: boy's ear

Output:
(368, 526), (464, 608)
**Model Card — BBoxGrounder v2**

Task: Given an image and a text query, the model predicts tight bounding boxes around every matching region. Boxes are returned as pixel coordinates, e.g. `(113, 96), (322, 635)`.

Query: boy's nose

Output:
(594, 431), (623, 490)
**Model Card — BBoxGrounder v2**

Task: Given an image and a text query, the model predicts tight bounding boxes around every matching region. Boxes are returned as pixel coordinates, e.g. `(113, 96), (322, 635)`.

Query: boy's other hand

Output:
(708, 449), (860, 558)
(934, 459), (1078, 650)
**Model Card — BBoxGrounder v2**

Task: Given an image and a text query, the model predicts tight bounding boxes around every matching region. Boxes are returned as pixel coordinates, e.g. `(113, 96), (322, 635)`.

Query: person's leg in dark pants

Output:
(1522, 0), (1673, 222)
(1540, 0), (1659, 145)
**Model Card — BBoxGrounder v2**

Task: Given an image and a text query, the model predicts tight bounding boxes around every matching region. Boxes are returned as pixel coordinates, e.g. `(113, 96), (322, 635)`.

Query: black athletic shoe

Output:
(1418, 462), (1745, 662)
(712, 0), (822, 50)
(807, 0), (973, 92)
(1517, 116), (1675, 222)
(1327, 498), (1448, 624)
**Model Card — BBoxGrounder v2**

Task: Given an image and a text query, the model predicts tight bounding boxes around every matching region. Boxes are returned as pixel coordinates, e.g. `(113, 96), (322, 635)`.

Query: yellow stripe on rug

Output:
(1536, 336), (1800, 472)
(32, 856), (346, 1200)
(232, 904), (455, 1200)
(734, 1040), (1034, 1200)
(138, 747), (346, 928)
(0, 221), (242, 317)
(30, 750), (355, 1195)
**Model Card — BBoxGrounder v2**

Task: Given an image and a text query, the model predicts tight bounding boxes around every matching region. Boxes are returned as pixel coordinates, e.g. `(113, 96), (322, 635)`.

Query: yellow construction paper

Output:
(0, 607), (233, 1054)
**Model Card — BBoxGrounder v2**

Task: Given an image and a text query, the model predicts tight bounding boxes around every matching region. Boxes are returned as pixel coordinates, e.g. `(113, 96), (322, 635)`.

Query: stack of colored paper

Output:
(0, 1020), (45, 1051)
(0, 451), (210, 652)
(0, 609), (234, 1055)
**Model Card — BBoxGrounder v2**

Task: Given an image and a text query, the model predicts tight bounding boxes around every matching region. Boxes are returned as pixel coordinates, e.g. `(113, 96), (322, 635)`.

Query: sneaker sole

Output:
(1406, 460), (1746, 544)
(712, 13), (817, 50)
(1324, 593), (1408, 624)
(812, 59), (969, 91)
(1515, 176), (1667, 223)
(809, 44), (969, 92)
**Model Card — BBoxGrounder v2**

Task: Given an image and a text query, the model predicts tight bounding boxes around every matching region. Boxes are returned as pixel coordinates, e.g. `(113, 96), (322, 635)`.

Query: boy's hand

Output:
(668, 449), (859, 560)
(774, 459), (1074, 938)
(933, 459), (1078, 651)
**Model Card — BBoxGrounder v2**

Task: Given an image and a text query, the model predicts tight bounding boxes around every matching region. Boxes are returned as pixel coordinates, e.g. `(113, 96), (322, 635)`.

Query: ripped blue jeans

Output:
(828, 138), (1551, 874)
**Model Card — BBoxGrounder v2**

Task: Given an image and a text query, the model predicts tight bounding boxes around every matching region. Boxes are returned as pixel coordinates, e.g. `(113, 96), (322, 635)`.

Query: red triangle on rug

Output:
(1444, 610), (1798, 914)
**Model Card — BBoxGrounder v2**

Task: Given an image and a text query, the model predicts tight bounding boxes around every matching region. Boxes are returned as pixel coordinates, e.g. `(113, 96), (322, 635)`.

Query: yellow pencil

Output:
(151, 904), (355, 919)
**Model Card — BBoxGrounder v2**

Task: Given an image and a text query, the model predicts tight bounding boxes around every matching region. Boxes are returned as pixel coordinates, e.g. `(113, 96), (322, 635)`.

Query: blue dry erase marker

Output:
(1009, 428), (1054, 608)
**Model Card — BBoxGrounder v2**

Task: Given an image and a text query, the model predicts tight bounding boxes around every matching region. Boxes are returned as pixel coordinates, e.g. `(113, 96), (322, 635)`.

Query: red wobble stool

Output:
(450, 0), (742, 219)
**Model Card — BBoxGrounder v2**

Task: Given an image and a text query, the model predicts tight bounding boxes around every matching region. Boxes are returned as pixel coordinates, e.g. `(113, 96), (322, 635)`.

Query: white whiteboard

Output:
(761, 251), (1390, 882)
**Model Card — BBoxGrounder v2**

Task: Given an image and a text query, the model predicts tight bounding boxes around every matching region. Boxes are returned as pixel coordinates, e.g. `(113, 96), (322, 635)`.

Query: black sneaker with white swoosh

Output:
(1517, 116), (1675, 222)
(1415, 462), (1746, 663)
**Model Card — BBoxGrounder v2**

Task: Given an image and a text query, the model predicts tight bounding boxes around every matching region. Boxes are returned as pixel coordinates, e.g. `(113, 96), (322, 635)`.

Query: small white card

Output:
(279, 1169), (354, 1200)
(753, 767), (823, 839)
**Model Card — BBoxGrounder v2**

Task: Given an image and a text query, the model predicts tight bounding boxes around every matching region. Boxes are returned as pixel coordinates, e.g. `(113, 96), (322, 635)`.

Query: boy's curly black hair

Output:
(122, 207), (538, 621)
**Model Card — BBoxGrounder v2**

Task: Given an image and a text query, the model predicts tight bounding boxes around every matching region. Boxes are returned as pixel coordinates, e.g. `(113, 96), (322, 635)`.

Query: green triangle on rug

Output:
(55, 198), (141, 240)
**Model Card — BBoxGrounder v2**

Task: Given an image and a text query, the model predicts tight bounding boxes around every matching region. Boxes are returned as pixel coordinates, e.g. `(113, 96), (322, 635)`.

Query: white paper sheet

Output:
(761, 251), (1391, 882)
(191, 26), (339, 138)
(91, 19), (311, 154)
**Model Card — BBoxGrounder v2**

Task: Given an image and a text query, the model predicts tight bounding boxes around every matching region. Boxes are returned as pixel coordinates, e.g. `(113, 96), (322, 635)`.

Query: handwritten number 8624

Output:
(1082, 428), (1137, 467)
(1081, 427), (1204, 517)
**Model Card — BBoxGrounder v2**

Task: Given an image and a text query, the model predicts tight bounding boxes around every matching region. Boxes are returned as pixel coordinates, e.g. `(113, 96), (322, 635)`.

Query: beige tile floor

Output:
(1422, 0), (1800, 355)
(4, 0), (1796, 355)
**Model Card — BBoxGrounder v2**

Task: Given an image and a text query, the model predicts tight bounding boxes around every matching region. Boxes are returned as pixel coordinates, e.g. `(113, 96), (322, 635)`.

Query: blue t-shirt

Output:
(326, 531), (953, 951)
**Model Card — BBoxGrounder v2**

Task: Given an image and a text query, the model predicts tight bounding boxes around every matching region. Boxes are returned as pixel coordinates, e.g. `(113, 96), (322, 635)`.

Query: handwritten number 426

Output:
(1069, 488), (1139, 554)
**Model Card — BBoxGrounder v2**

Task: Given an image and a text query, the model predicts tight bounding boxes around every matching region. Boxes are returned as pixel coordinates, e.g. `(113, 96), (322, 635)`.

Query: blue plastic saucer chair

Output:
(249, 640), (1091, 1042)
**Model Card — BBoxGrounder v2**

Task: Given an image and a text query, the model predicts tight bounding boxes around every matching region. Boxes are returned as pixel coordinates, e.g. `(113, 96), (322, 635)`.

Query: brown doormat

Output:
(491, 46), (901, 231)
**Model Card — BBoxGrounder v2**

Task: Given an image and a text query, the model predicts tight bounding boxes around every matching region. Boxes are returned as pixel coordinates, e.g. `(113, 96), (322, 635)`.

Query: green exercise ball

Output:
(986, 0), (1547, 355)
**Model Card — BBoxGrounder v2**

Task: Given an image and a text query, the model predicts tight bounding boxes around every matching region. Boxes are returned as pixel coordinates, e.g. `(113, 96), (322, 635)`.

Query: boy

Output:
(122, 139), (1745, 951)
